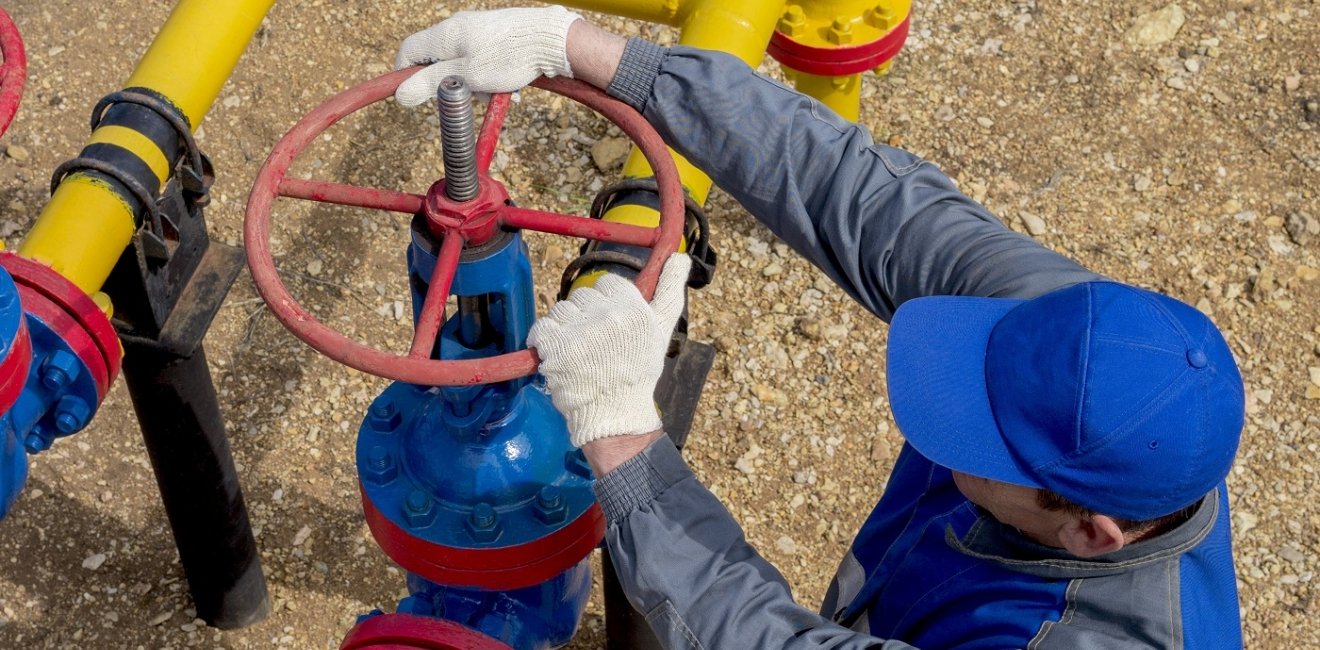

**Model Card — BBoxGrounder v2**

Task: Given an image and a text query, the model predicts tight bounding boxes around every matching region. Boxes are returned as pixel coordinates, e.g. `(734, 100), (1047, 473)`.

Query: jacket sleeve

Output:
(595, 436), (918, 649)
(606, 39), (1104, 320)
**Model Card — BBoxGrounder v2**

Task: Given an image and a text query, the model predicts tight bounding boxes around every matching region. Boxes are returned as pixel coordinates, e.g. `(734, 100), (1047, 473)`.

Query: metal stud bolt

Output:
(361, 445), (398, 485)
(534, 485), (567, 524)
(40, 351), (81, 391)
(827, 17), (854, 45)
(403, 489), (436, 528)
(369, 399), (402, 432)
(53, 396), (91, 434)
(778, 5), (807, 37)
(466, 502), (502, 543)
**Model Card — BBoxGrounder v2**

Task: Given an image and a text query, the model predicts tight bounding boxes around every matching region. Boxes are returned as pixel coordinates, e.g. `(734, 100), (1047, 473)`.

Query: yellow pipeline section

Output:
(20, 0), (277, 294)
(564, 0), (782, 289)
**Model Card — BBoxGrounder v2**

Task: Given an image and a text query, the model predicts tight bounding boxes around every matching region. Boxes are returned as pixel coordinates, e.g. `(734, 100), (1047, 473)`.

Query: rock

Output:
(1267, 235), (1294, 256)
(734, 445), (762, 475)
(1184, 59), (1201, 73)
(4, 144), (29, 162)
(306, 259), (323, 276)
(1309, 367), (1320, 389)
(762, 262), (783, 277)
(147, 611), (173, 626)
(1166, 76), (1187, 90)
(775, 535), (798, 554)
(1020, 211), (1047, 236)
(1233, 510), (1258, 533)
(1127, 4), (1186, 46)
(82, 553), (107, 570)
(1284, 212), (1318, 246)
(1133, 174), (1153, 192)
(795, 318), (822, 341)
(590, 137), (630, 173)
(1296, 266), (1319, 282)
(1284, 75), (1301, 92)
(1280, 547), (1306, 564)
(976, 116), (994, 128)
(293, 525), (312, 547)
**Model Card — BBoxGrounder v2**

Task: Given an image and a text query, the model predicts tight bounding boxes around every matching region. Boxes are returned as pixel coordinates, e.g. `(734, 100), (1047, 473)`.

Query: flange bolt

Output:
(467, 502), (502, 543)
(534, 485), (567, 524)
(369, 399), (402, 432)
(53, 396), (91, 434)
(40, 351), (81, 391)
(403, 489), (436, 528)
(362, 445), (398, 485)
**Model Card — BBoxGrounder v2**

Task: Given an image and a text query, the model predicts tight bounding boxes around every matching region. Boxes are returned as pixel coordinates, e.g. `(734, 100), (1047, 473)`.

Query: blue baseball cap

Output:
(887, 281), (1244, 522)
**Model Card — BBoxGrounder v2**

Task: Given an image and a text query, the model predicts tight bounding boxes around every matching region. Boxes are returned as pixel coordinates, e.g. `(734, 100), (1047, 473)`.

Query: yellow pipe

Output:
(20, 0), (278, 294)
(560, 0), (692, 27)
(574, 0), (782, 292)
(788, 71), (862, 121)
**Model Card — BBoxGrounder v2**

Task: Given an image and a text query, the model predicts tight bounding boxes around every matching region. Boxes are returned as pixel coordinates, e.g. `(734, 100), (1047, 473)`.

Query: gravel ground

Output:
(0, 0), (1316, 648)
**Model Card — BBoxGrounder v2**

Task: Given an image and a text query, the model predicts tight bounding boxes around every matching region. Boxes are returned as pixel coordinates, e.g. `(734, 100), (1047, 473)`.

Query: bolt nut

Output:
(369, 399), (402, 432)
(865, 4), (897, 29)
(778, 5), (807, 37)
(827, 17), (854, 45)
(24, 426), (51, 454)
(40, 351), (82, 392)
(53, 395), (92, 434)
(403, 489), (437, 528)
(534, 486), (567, 524)
(361, 445), (398, 485)
(466, 502), (502, 543)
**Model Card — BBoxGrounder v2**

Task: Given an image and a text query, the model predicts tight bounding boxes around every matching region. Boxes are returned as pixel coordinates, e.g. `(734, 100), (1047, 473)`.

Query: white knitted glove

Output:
(394, 6), (582, 106)
(528, 255), (691, 447)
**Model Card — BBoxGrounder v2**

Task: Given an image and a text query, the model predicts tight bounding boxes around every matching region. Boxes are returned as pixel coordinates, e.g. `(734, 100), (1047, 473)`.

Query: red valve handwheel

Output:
(245, 68), (685, 386)
(0, 7), (27, 138)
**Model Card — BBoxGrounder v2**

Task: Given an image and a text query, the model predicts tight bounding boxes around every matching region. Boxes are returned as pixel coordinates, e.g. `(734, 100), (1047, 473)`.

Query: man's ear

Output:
(1057, 515), (1126, 558)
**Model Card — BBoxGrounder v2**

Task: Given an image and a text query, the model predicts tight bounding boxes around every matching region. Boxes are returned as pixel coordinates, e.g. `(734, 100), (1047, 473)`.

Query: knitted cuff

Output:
(606, 37), (667, 112)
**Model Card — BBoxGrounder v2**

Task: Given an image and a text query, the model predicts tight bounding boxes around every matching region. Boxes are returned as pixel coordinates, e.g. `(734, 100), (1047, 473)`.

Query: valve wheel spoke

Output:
(409, 232), (464, 358)
(476, 93), (510, 173)
(500, 206), (659, 248)
(278, 177), (425, 214)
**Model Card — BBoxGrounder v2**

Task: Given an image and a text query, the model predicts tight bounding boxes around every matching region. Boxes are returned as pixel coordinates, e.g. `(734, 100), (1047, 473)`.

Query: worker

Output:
(393, 7), (1246, 649)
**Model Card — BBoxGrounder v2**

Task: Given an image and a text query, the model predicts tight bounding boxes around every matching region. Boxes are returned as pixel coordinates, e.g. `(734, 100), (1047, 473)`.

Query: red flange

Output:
(0, 253), (121, 400)
(0, 6), (26, 138)
(341, 613), (512, 650)
(360, 482), (605, 591)
(768, 14), (911, 77)
(0, 318), (31, 414)
(245, 70), (685, 386)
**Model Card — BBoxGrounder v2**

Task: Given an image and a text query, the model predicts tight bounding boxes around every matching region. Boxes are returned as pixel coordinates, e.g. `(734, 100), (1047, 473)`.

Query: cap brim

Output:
(887, 296), (1038, 488)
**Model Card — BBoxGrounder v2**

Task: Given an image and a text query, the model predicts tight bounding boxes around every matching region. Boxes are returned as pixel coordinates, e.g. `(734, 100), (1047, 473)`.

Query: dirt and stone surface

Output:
(0, 0), (1316, 648)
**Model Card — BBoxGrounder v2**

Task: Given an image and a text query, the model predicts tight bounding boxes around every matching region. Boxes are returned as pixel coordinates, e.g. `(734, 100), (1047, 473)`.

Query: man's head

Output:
(885, 282), (1243, 554)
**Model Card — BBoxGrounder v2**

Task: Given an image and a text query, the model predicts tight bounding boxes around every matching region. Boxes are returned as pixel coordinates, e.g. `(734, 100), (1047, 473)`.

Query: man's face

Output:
(950, 471), (1071, 547)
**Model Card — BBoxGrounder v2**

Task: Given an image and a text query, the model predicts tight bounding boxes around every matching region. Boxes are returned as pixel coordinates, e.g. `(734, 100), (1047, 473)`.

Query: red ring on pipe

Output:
(0, 318), (31, 414)
(340, 613), (512, 650)
(0, 7), (27, 138)
(360, 482), (606, 591)
(0, 253), (120, 399)
(768, 15), (910, 77)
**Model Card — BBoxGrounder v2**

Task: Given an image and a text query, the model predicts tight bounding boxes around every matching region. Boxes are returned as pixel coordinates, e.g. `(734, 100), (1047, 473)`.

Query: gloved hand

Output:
(528, 255), (691, 447)
(394, 5), (582, 106)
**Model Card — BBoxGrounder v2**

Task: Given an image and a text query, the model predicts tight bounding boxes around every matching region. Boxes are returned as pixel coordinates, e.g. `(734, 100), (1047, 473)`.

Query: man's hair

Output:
(1035, 489), (1199, 539)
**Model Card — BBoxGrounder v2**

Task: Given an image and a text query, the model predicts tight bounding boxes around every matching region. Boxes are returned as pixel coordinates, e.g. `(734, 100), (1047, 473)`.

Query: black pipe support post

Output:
(122, 342), (270, 628)
(97, 151), (269, 627)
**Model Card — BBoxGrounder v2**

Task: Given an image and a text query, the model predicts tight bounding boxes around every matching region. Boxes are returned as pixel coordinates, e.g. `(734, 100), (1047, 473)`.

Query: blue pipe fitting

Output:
(353, 225), (598, 648)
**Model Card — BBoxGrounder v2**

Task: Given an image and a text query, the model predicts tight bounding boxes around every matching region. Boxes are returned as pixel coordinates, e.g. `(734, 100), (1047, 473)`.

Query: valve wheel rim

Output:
(0, 6), (28, 138)
(244, 68), (685, 386)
